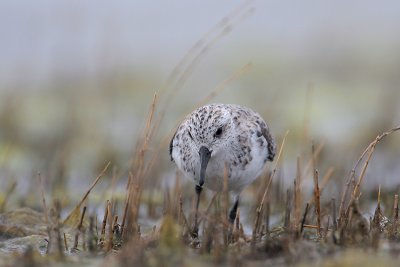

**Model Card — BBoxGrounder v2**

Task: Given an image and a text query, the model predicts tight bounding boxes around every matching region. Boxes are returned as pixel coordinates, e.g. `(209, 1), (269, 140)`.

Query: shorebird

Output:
(170, 103), (275, 237)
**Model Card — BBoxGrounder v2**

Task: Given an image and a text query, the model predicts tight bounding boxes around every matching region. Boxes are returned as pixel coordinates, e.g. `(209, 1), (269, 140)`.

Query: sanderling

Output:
(170, 103), (275, 236)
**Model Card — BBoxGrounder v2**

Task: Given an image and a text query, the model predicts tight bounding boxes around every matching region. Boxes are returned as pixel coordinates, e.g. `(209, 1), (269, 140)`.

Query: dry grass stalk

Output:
(252, 130), (289, 243)
(313, 169), (321, 237)
(172, 172), (182, 218)
(307, 167), (334, 205)
(235, 208), (240, 233)
(120, 189), (130, 240)
(339, 126), (400, 225)
(64, 161), (111, 225)
(264, 201), (270, 234)
(108, 215), (119, 250)
(125, 95), (158, 239)
(106, 201), (113, 251)
(100, 200), (109, 243)
(294, 156), (302, 233)
(63, 232), (68, 252)
(73, 206), (87, 250)
(198, 193), (218, 228)
(372, 185), (384, 232)
(325, 215), (331, 237)
(132, 93), (157, 186)
(300, 203), (310, 234)
(284, 189), (292, 231)
(391, 194), (398, 238)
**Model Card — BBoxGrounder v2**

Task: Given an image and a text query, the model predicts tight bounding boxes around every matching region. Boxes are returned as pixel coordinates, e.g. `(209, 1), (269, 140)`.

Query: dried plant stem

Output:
(73, 206), (87, 250)
(300, 203), (310, 234)
(284, 189), (292, 231)
(307, 167), (334, 205)
(294, 156), (301, 232)
(64, 162), (111, 224)
(100, 200), (109, 243)
(252, 131), (289, 243)
(391, 194), (399, 238)
(106, 202), (113, 251)
(120, 190), (130, 240)
(63, 233), (68, 252)
(351, 144), (376, 199)
(340, 126), (400, 224)
(313, 169), (321, 237)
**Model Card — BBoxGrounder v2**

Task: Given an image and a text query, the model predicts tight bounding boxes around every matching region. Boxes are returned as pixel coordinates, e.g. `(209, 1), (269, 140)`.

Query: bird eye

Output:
(214, 127), (223, 138)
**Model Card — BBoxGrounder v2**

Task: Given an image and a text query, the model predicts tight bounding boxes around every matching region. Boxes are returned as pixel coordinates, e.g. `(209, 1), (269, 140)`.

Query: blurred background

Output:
(1, 0), (400, 212)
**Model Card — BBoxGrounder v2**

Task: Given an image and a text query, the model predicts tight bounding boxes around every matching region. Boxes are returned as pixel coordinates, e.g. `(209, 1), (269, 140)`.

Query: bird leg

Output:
(229, 196), (239, 224)
(228, 196), (239, 243)
(192, 184), (203, 238)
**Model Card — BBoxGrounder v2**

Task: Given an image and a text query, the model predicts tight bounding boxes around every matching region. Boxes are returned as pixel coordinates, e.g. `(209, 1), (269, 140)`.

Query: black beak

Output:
(198, 146), (211, 187)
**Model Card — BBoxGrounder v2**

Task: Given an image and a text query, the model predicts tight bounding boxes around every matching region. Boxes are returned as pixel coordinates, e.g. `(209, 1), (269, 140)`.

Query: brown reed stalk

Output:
(313, 169), (321, 237)
(391, 194), (399, 238)
(73, 206), (86, 250)
(120, 189), (130, 240)
(253, 131), (288, 243)
(106, 201), (113, 251)
(300, 203), (310, 234)
(340, 126), (400, 224)
(294, 156), (302, 233)
(372, 185), (383, 231)
(307, 167), (334, 205)
(107, 215), (118, 250)
(64, 161), (111, 225)
(325, 215), (330, 237)
(284, 189), (292, 231)
(100, 200), (109, 243)
(63, 233), (68, 252)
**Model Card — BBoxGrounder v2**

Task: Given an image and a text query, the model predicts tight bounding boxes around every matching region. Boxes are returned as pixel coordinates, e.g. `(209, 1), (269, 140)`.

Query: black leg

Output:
(228, 197), (239, 225)
(228, 196), (239, 243)
(192, 185), (203, 238)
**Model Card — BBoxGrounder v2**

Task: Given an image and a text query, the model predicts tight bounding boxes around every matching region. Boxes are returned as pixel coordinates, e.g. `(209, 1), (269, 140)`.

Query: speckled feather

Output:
(170, 104), (275, 194)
